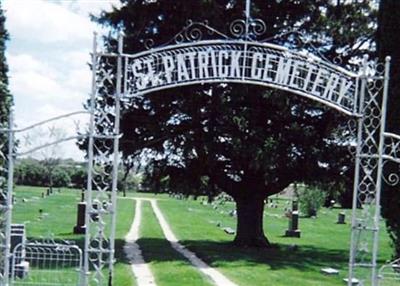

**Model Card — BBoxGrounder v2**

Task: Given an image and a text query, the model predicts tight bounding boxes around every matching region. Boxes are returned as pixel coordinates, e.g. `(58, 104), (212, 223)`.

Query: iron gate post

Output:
(108, 32), (123, 285)
(371, 56), (391, 285)
(82, 32), (98, 286)
(3, 109), (14, 286)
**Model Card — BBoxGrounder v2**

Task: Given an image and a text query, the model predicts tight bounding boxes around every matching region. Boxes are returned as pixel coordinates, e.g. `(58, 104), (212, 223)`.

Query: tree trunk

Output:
(233, 194), (270, 248)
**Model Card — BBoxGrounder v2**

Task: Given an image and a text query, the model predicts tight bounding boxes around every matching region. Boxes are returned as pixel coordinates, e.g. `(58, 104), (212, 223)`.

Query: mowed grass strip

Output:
(114, 198), (137, 286)
(157, 198), (393, 286)
(138, 200), (213, 286)
(12, 186), (135, 285)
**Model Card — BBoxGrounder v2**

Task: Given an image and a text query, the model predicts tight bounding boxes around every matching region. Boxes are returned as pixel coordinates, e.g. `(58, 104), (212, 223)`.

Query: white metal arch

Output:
(119, 40), (359, 117)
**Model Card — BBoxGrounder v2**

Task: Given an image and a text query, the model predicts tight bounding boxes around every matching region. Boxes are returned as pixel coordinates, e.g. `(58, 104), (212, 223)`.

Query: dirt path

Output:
(149, 199), (238, 286)
(124, 199), (157, 286)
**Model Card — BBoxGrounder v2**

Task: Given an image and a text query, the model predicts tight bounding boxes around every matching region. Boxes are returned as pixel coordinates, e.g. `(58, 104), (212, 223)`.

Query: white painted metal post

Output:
(371, 56), (391, 285)
(348, 55), (368, 286)
(245, 0), (251, 39)
(108, 32), (123, 284)
(82, 32), (98, 286)
(3, 108), (14, 286)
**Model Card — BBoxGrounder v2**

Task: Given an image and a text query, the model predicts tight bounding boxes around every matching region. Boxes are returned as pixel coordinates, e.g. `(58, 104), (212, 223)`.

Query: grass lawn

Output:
(11, 186), (395, 286)
(154, 195), (393, 286)
(137, 200), (213, 286)
(12, 185), (135, 286)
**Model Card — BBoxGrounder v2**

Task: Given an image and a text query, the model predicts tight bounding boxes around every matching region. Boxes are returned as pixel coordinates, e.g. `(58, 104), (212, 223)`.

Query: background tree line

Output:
(13, 157), (143, 192)
(14, 158), (86, 188)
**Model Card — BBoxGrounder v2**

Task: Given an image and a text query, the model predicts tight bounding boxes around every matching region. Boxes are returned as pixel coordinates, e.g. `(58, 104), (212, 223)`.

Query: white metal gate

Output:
(10, 241), (82, 286)
(379, 258), (400, 285)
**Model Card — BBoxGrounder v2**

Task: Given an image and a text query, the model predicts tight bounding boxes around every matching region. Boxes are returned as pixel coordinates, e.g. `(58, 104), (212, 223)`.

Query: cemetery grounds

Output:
(12, 185), (394, 286)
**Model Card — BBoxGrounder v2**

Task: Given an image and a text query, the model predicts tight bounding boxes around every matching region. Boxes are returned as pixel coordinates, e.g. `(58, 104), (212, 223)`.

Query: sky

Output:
(4, 0), (120, 161)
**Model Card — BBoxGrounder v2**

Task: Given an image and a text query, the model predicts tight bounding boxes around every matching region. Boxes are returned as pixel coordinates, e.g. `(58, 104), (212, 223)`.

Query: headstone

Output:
(285, 210), (301, 238)
(223, 227), (235, 235)
(343, 278), (360, 285)
(292, 200), (298, 211)
(73, 202), (86, 234)
(229, 210), (237, 217)
(337, 212), (346, 224)
(321, 267), (339, 275)
(10, 224), (29, 278)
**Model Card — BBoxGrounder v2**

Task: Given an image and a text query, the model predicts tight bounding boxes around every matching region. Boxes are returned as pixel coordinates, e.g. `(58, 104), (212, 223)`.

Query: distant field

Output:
(11, 186), (395, 286)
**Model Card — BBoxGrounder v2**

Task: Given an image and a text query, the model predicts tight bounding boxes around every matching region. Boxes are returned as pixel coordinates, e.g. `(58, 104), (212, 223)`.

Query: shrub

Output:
(298, 185), (327, 217)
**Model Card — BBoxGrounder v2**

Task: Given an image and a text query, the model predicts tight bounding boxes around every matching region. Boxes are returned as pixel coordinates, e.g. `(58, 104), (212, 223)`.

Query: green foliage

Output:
(297, 185), (327, 217)
(117, 170), (143, 193)
(0, 2), (12, 160)
(14, 158), (85, 188)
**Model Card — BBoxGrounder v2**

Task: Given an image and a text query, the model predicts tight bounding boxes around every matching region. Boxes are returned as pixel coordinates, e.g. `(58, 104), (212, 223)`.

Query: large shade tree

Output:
(0, 2), (12, 143)
(94, 0), (376, 247)
(0, 1), (12, 183)
(377, 0), (400, 258)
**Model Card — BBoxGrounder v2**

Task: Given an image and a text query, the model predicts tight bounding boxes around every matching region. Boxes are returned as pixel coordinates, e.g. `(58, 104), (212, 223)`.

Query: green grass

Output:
(156, 196), (394, 286)
(11, 187), (395, 286)
(12, 185), (135, 286)
(138, 201), (213, 286)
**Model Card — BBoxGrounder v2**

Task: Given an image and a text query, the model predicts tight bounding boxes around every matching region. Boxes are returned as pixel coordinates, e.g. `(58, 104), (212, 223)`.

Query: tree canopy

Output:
(0, 2), (12, 145)
(377, 0), (400, 259)
(94, 0), (377, 247)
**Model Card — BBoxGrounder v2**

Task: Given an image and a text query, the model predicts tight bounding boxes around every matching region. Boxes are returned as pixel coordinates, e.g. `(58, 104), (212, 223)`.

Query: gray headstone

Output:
(321, 267), (339, 275)
(292, 200), (299, 211)
(73, 202), (86, 234)
(10, 224), (29, 278)
(285, 210), (301, 238)
(223, 227), (235, 235)
(337, 212), (346, 224)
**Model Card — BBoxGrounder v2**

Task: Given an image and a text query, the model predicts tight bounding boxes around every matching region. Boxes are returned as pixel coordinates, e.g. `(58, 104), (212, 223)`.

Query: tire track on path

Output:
(124, 199), (157, 286)
(149, 199), (238, 286)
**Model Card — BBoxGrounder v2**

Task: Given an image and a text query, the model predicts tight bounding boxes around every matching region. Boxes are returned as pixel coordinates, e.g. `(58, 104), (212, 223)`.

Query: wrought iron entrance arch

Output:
(0, 1), (398, 285)
(123, 38), (358, 116)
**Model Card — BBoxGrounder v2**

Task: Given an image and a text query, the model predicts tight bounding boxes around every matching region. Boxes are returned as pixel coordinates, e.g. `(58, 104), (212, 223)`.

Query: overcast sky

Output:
(4, 0), (120, 161)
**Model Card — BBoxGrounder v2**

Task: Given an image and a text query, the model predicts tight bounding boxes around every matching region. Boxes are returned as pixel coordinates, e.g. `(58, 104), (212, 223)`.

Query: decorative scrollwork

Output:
(143, 20), (229, 50)
(144, 39), (155, 50)
(229, 18), (267, 39)
(141, 18), (269, 50)
(173, 20), (227, 44)
(333, 55), (343, 66)
(250, 19), (266, 36)
(383, 172), (400, 186)
(229, 19), (246, 38)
